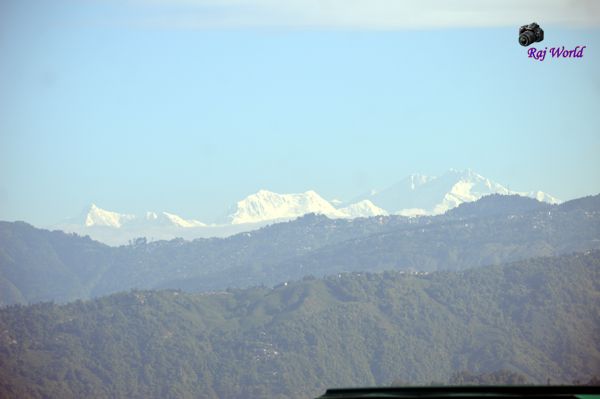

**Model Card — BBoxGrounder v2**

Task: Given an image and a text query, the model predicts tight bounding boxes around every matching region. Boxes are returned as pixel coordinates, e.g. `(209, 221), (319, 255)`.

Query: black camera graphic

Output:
(519, 22), (544, 47)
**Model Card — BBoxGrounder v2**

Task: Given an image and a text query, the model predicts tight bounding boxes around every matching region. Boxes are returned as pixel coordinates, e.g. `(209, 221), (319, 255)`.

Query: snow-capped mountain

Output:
(229, 190), (341, 224)
(525, 191), (560, 204)
(84, 204), (135, 228)
(338, 200), (388, 218)
(227, 190), (387, 224)
(75, 204), (205, 229)
(357, 169), (560, 216)
(56, 204), (217, 245)
(143, 211), (206, 228)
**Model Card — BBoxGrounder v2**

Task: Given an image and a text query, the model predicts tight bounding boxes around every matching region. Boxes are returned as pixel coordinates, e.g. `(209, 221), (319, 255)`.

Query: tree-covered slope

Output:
(1, 251), (599, 398)
(0, 222), (112, 304)
(0, 213), (413, 305)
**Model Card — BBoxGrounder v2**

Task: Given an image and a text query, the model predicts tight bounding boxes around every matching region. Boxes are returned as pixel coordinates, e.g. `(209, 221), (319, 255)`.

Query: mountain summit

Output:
(357, 169), (560, 216)
(228, 190), (386, 224)
(84, 204), (135, 228)
(76, 204), (205, 229)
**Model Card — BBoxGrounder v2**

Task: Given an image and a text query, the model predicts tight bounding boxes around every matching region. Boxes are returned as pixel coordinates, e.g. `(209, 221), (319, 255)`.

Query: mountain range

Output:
(1, 193), (599, 398)
(2, 193), (598, 306)
(81, 205), (207, 229)
(55, 169), (560, 245)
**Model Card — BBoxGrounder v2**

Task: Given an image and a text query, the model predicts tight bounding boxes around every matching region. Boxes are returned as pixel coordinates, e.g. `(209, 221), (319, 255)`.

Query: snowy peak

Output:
(438, 169), (560, 213)
(431, 170), (512, 214)
(82, 204), (204, 229)
(161, 212), (206, 228)
(339, 200), (388, 218)
(229, 190), (344, 224)
(358, 169), (559, 216)
(144, 211), (206, 228)
(228, 191), (390, 224)
(84, 204), (135, 228)
(523, 191), (560, 204)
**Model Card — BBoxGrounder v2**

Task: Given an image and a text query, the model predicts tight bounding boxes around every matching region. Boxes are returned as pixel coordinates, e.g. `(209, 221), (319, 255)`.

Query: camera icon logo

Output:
(519, 22), (544, 46)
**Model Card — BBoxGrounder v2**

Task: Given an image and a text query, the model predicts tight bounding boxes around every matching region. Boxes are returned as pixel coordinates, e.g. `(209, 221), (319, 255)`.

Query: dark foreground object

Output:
(317, 386), (600, 399)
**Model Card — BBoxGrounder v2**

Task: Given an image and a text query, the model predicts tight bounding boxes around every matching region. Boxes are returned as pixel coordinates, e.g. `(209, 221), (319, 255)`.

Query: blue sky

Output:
(1, 1), (599, 225)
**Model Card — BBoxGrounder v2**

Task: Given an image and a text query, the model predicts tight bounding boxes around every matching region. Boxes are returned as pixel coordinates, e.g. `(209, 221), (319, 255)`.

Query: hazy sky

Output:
(1, 0), (599, 225)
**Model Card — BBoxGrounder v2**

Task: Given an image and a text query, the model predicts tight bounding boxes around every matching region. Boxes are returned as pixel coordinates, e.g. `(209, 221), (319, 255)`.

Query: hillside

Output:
(1, 194), (599, 305)
(0, 214), (411, 305)
(0, 251), (599, 398)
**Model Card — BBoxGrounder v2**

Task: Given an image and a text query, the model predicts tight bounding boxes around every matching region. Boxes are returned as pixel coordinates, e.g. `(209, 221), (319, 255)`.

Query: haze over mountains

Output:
(2, 193), (598, 306)
(1, 192), (599, 397)
(54, 169), (560, 245)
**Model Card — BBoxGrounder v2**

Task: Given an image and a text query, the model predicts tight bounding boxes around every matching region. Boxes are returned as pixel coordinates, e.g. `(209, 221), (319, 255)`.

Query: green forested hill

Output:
(0, 222), (112, 304)
(1, 194), (600, 306)
(1, 251), (599, 398)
